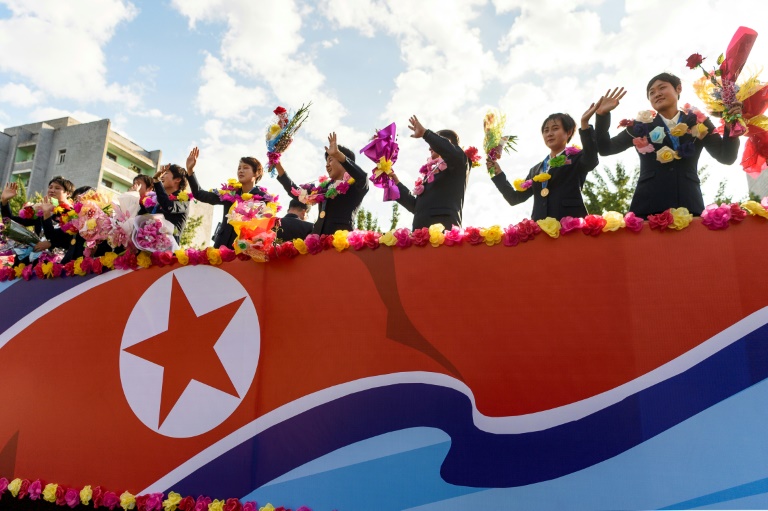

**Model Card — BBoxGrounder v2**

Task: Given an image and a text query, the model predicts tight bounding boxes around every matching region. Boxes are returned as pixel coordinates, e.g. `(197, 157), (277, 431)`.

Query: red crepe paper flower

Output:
(582, 214), (607, 236)
(411, 227), (430, 246)
(17, 479), (30, 499)
(464, 146), (482, 167)
(304, 234), (323, 255)
(91, 257), (104, 274)
(444, 226), (463, 246)
(224, 498), (244, 511)
(114, 251), (138, 270)
(515, 219), (541, 242)
(464, 226), (484, 245)
(686, 53), (704, 69)
(729, 203), (747, 222)
(648, 210), (674, 230)
(34, 264), (45, 280)
(54, 484), (66, 505)
(178, 496), (196, 511)
(0, 267), (14, 282)
(364, 231), (380, 249)
(273, 106), (287, 115)
(276, 241), (300, 258)
(321, 234), (335, 251)
(624, 212), (644, 232)
(503, 224), (519, 246)
(618, 118), (635, 128)
(347, 231), (366, 250)
(92, 486), (105, 507)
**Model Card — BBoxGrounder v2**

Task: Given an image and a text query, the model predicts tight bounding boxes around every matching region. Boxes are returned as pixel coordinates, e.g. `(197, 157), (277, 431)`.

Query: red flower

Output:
(102, 491), (120, 510)
(34, 263), (45, 280)
(363, 231), (380, 249)
(648, 210), (674, 230)
(464, 146), (481, 164)
(90, 257), (104, 274)
(242, 502), (258, 511)
(219, 246), (237, 262)
(729, 203), (747, 223)
(276, 241), (299, 259)
(224, 498), (244, 511)
(273, 106), (287, 115)
(502, 225), (519, 247)
(394, 228), (412, 248)
(304, 234), (323, 255)
(321, 234), (335, 251)
(17, 479), (30, 499)
(464, 226), (484, 245)
(515, 219), (541, 242)
(686, 53), (704, 69)
(92, 486), (105, 507)
(624, 212), (644, 233)
(178, 496), (196, 511)
(54, 484), (66, 505)
(411, 227), (430, 246)
(617, 118), (635, 128)
(582, 214), (607, 236)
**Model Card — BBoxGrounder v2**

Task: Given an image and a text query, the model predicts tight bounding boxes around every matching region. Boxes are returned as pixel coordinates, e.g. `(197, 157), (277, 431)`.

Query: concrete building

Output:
(747, 172), (768, 200)
(0, 116), (213, 248)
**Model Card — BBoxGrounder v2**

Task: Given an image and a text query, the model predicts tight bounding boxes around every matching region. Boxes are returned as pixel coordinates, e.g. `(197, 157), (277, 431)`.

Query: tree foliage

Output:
(180, 215), (204, 249)
(389, 202), (400, 231)
(8, 179), (28, 216)
(356, 208), (381, 232)
(582, 163), (638, 214)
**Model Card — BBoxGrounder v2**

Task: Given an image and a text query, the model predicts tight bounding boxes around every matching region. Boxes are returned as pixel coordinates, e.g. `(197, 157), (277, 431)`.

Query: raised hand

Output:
(1, 182), (18, 205)
(129, 182), (140, 192)
(408, 115), (426, 139)
(40, 196), (55, 219)
(581, 97), (603, 129)
(186, 147), (199, 174)
(595, 87), (626, 116)
(726, 101), (743, 118)
(324, 132), (345, 162)
(153, 164), (168, 182)
(486, 159), (502, 176)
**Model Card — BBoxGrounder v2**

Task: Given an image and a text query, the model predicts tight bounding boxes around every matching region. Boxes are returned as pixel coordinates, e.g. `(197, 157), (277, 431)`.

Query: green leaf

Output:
(716, 53), (724, 65)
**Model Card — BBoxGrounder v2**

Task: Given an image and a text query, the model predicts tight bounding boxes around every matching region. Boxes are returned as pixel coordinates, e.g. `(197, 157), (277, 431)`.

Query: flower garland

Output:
(511, 145), (581, 191)
(291, 174), (356, 205)
(212, 180), (279, 207)
(3, 200), (767, 283)
(141, 190), (194, 209)
(0, 476), (310, 511)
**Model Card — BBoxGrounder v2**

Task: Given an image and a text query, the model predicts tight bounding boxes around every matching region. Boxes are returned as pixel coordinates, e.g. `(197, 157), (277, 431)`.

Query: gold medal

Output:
(541, 188), (549, 197)
(319, 211), (326, 218)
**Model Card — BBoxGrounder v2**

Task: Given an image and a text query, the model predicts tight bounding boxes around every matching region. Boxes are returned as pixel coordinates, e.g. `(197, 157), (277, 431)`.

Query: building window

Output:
(101, 178), (114, 189)
(130, 164), (142, 173)
(106, 152), (117, 162)
(11, 171), (31, 187)
(57, 149), (66, 164)
(14, 146), (36, 163)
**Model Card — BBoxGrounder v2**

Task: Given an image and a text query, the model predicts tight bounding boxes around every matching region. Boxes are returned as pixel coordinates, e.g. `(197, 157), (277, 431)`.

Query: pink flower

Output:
(564, 146), (581, 156)
(0, 477), (8, 494)
(729, 203), (747, 222)
(394, 228), (413, 248)
(413, 178), (425, 196)
(143, 493), (164, 511)
(582, 214), (607, 236)
(34, 263), (45, 280)
(633, 136), (655, 154)
(503, 224), (520, 246)
(194, 495), (212, 511)
(297, 507), (313, 511)
(28, 479), (43, 500)
(363, 231), (380, 249)
(219, 246), (237, 262)
(624, 212), (644, 232)
(0, 267), (13, 282)
(515, 219), (541, 242)
(335, 181), (350, 194)
(242, 502), (258, 511)
(102, 491), (120, 510)
(21, 263), (34, 281)
(648, 210), (674, 230)
(412, 227), (429, 246)
(762, 196), (768, 209)
(348, 230), (366, 250)
(114, 251), (138, 270)
(64, 487), (80, 508)
(701, 203), (731, 230)
(464, 226), (483, 245)
(443, 226), (464, 246)
(304, 234), (323, 255)
(187, 249), (208, 265)
(520, 179), (533, 190)
(559, 216), (584, 234)
(730, 122), (746, 137)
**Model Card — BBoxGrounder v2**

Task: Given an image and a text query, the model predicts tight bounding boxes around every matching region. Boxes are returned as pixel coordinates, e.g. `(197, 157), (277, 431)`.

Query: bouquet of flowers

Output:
(60, 190), (113, 248)
(265, 103), (311, 177)
(228, 196), (279, 260)
(132, 214), (178, 253)
(483, 109), (518, 176)
(108, 190), (141, 249)
(1, 217), (41, 247)
(291, 174), (355, 205)
(360, 122), (400, 201)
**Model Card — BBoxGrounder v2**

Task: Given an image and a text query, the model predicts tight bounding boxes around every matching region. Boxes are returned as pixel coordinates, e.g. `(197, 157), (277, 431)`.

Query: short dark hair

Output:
(436, 129), (460, 147)
(133, 174), (153, 189)
(288, 198), (309, 211)
(240, 157), (263, 183)
(48, 176), (74, 196)
(324, 145), (356, 162)
(541, 113), (577, 142)
(166, 164), (188, 190)
(72, 186), (93, 200)
(647, 72), (682, 98)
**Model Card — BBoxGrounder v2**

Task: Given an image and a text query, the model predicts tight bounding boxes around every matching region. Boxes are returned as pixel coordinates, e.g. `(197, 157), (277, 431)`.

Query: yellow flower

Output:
(380, 230), (397, 246)
(120, 491), (136, 510)
(241, 193), (254, 200)
(375, 156), (393, 177)
(348, 177), (356, 185)
(207, 247), (223, 265)
(428, 223), (446, 247)
(80, 485), (93, 506)
(536, 217), (561, 238)
(266, 202), (278, 215)
(137, 251), (152, 269)
(669, 122), (689, 137)
(260, 505), (276, 511)
(8, 478), (22, 497)
(175, 249), (189, 265)
(669, 207), (693, 230)
(512, 179), (527, 192)
(43, 483), (58, 503)
(690, 122), (709, 139)
(53, 206), (64, 214)
(332, 230), (350, 252)
(655, 146), (680, 164)
(41, 261), (54, 278)
(101, 252), (118, 269)
(74, 257), (86, 276)
(86, 218), (96, 230)
(177, 190), (190, 201)
(741, 200), (768, 218)
(68, 210), (77, 218)
(481, 225), (504, 245)
(227, 178), (239, 186)
(602, 211), (625, 232)
(293, 238), (308, 254)
(209, 500), (225, 511)
(532, 172), (551, 183)
(268, 124), (282, 138)
(163, 492), (182, 511)
(13, 264), (25, 279)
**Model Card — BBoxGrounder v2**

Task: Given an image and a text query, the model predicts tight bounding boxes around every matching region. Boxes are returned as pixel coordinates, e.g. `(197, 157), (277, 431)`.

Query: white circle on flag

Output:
(120, 265), (260, 438)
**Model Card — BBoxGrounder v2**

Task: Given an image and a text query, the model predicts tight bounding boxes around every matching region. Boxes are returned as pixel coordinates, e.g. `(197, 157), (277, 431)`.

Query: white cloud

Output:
(196, 53), (268, 120)
(29, 106), (102, 124)
(0, 83), (45, 107)
(0, 0), (140, 105)
(131, 108), (183, 124)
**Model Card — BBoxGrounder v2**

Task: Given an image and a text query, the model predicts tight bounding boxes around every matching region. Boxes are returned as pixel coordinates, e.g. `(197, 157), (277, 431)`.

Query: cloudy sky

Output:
(0, 0), (766, 229)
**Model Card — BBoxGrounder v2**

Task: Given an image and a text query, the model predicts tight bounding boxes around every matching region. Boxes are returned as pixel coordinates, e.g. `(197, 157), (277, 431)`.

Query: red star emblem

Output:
(124, 275), (246, 428)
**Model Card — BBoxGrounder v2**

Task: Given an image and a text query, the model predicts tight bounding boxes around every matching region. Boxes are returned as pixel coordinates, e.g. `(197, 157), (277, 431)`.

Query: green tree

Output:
(356, 208), (381, 232)
(180, 215), (204, 249)
(389, 202), (400, 231)
(8, 179), (28, 216)
(582, 163), (639, 214)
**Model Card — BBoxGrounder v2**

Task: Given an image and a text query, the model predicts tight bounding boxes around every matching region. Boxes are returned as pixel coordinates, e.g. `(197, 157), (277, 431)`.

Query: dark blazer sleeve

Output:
(1, 202), (36, 228)
(702, 121), (740, 164)
(276, 172), (299, 197)
(42, 217), (73, 249)
(595, 113), (634, 156)
(575, 126), (599, 173)
(491, 168), (534, 207)
(423, 130), (466, 169)
(187, 174), (222, 206)
(341, 157), (368, 191)
(153, 183), (190, 215)
(395, 182), (416, 213)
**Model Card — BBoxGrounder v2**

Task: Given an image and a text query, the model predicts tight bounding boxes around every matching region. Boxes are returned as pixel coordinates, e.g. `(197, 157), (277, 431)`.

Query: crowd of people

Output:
(0, 71), (747, 273)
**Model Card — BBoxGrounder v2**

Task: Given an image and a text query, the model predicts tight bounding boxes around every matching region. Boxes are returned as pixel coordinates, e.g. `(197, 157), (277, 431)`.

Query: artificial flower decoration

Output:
(360, 122), (400, 201)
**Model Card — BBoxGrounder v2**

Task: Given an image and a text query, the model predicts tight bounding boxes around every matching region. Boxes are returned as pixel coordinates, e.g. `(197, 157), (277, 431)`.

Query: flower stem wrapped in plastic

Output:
(483, 109), (518, 176)
(1, 217), (41, 247)
(359, 122), (400, 201)
(265, 103), (311, 177)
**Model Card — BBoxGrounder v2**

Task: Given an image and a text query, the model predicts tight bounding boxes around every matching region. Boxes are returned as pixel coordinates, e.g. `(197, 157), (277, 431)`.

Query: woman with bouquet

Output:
(186, 148), (276, 249)
(145, 164), (190, 243)
(487, 102), (601, 220)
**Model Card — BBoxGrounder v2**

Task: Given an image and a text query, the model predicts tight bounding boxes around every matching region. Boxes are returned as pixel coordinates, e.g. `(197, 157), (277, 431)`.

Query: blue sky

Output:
(1, 0), (766, 229)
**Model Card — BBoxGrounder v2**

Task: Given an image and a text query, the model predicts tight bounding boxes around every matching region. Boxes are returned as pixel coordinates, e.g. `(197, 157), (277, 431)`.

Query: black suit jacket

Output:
(276, 158), (368, 235)
(188, 174), (272, 248)
(595, 111), (739, 218)
(148, 183), (190, 243)
(492, 127), (598, 220)
(276, 213), (313, 242)
(396, 130), (470, 229)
